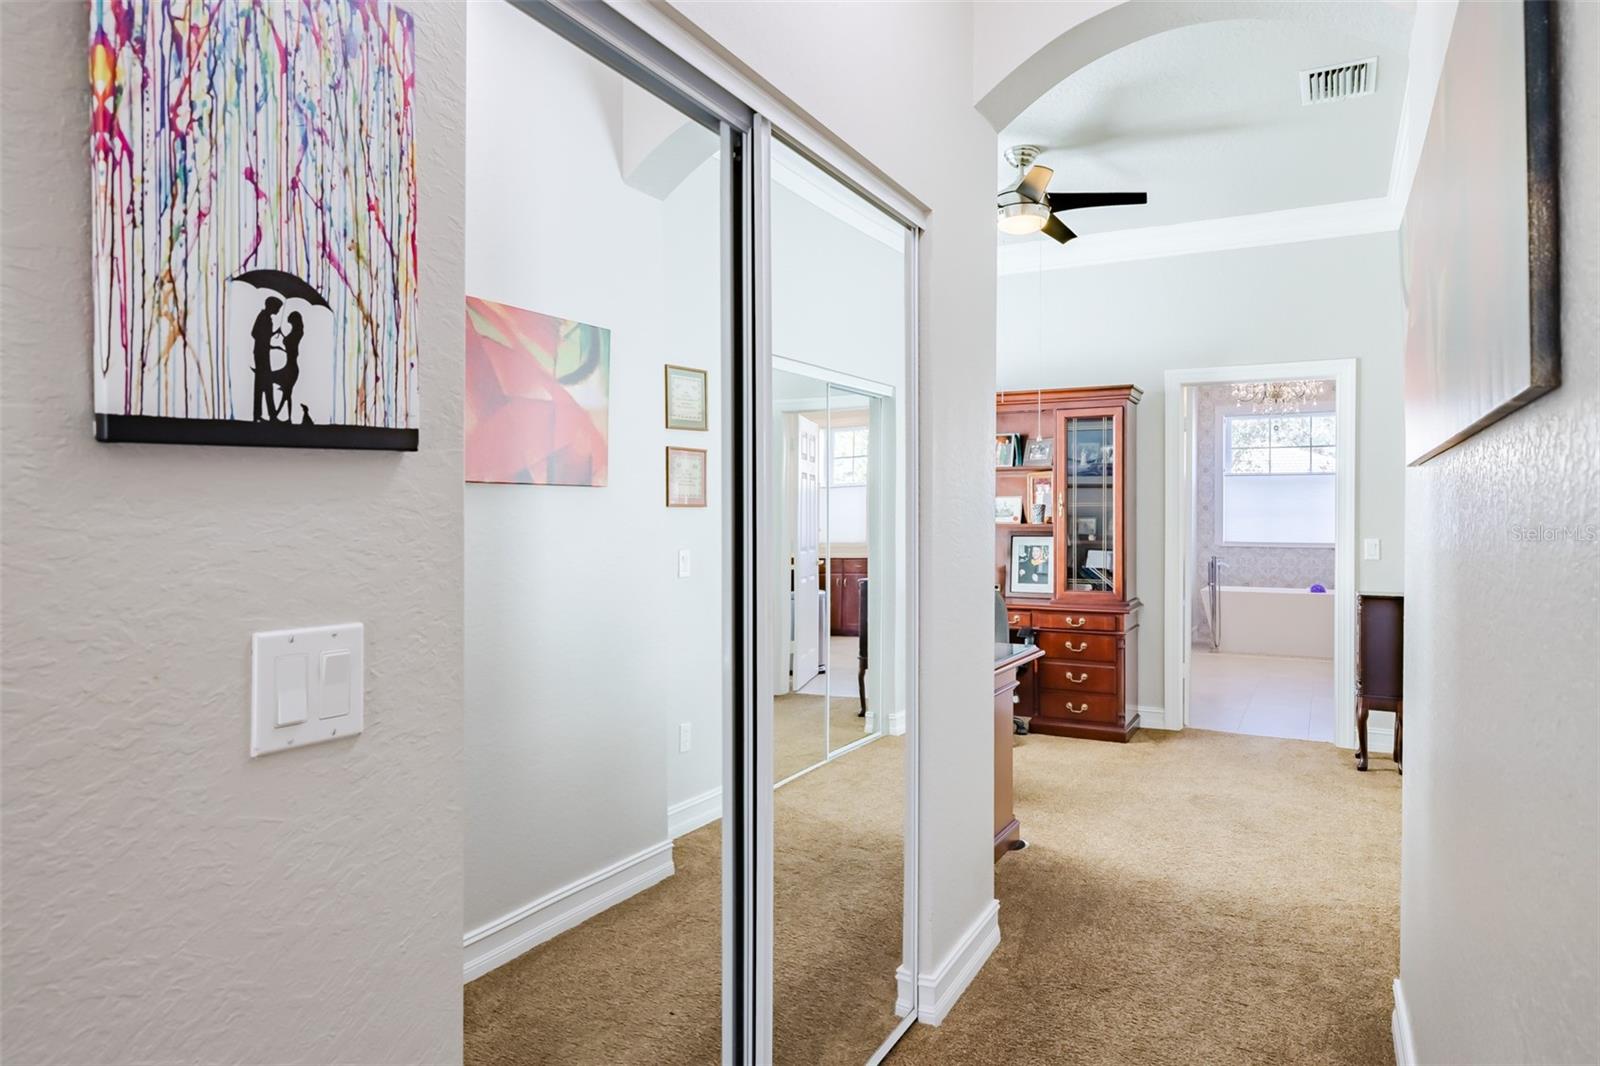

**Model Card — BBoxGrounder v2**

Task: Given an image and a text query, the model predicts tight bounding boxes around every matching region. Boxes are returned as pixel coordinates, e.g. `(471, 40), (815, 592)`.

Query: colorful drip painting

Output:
(464, 298), (610, 487)
(89, 0), (420, 449)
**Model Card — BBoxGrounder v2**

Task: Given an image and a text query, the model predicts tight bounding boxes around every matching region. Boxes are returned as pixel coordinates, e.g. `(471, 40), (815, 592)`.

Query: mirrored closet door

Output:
(461, 4), (752, 1063)
(764, 137), (916, 1065)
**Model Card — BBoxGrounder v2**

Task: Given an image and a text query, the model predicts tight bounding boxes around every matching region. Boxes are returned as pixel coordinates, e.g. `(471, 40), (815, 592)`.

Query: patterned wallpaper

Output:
(1192, 383), (1336, 645)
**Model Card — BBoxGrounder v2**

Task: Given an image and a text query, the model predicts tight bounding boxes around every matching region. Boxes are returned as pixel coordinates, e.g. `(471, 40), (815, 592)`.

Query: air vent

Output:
(1300, 58), (1378, 104)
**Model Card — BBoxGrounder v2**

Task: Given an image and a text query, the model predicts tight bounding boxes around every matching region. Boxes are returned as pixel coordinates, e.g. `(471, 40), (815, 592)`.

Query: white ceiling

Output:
(999, 8), (1417, 239)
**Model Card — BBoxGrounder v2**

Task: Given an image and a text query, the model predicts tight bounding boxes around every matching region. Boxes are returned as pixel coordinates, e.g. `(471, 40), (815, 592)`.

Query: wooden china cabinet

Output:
(996, 386), (1141, 742)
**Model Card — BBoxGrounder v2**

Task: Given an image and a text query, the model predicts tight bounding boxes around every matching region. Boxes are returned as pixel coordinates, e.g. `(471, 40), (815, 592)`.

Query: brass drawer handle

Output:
(1065, 640), (1088, 653)
(1065, 672), (1088, 684)
(1065, 617), (1088, 628)
(1009, 615), (1022, 624)
(1066, 702), (1087, 714)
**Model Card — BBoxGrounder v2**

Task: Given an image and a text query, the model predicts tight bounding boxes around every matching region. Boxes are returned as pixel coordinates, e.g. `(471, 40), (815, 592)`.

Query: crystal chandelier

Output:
(1229, 379), (1328, 413)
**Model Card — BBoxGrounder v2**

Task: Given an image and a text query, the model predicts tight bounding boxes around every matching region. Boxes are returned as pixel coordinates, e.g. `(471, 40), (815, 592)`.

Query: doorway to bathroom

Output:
(1164, 361), (1358, 748)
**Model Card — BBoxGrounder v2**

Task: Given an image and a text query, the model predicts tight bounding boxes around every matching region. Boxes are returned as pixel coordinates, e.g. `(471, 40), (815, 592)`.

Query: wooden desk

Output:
(995, 643), (1045, 860)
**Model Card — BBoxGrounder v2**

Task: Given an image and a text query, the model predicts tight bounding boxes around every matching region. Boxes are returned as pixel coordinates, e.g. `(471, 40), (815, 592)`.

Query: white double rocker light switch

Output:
(251, 623), (364, 757)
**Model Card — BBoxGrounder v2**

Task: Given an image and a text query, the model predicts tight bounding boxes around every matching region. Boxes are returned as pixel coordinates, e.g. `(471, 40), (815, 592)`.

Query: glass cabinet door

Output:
(1059, 411), (1118, 595)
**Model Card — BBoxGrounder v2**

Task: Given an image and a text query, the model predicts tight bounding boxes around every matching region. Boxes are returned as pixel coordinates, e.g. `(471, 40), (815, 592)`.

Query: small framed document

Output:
(666, 446), (708, 507)
(664, 364), (709, 431)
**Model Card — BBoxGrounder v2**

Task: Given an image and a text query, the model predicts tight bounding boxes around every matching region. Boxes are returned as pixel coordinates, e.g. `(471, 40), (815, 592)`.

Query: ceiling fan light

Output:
(997, 201), (1049, 235)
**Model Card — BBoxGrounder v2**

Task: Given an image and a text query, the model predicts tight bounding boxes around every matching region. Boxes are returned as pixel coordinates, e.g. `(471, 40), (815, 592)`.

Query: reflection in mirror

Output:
(773, 368), (830, 784)
(462, 4), (726, 1062)
(770, 134), (912, 1064)
(825, 383), (875, 757)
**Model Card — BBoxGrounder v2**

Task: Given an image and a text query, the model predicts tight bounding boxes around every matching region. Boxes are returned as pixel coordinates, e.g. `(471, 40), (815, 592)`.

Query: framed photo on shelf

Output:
(1008, 534), (1054, 597)
(1027, 473), (1053, 523)
(994, 432), (1025, 467)
(666, 446), (707, 507)
(1076, 516), (1098, 539)
(664, 364), (708, 430)
(1023, 436), (1054, 467)
(995, 495), (1023, 524)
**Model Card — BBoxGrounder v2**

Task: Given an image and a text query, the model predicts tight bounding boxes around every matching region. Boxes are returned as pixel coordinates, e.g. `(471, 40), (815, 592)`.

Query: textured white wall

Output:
(463, 1), (724, 934)
(0, 3), (466, 1063)
(997, 233), (1407, 716)
(661, 0), (1001, 982)
(1398, 2), (1599, 1062)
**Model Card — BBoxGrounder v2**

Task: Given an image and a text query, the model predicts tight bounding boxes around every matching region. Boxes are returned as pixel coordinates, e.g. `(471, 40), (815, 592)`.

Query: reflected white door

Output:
(792, 415), (821, 689)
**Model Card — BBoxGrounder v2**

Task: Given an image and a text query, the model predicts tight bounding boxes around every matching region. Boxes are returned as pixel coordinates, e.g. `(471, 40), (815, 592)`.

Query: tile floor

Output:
(1189, 648), (1335, 741)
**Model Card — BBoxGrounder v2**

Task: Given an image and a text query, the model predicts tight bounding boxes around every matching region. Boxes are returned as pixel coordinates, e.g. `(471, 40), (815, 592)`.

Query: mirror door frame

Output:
(503, 6), (927, 1063)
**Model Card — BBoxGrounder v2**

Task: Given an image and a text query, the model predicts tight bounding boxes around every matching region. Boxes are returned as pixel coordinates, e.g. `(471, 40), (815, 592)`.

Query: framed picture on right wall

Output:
(1400, 0), (1559, 464)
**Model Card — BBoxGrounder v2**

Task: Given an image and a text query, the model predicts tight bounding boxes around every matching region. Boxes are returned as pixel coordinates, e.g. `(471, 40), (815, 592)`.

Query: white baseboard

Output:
(668, 787), (723, 838)
(887, 708), (907, 736)
(1136, 704), (1175, 730)
(463, 840), (674, 983)
(1333, 707), (1397, 752)
(916, 899), (1000, 1026)
(1392, 977), (1416, 1066)
(894, 964), (913, 1018)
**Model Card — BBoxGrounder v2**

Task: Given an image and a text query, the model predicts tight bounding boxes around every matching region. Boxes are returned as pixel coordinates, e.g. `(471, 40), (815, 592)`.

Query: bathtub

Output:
(1204, 585), (1333, 659)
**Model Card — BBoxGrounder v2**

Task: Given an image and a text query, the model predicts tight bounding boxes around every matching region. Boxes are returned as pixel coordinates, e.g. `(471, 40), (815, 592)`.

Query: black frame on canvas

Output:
(95, 415), (418, 450)
(1521, 0), (1561, 398)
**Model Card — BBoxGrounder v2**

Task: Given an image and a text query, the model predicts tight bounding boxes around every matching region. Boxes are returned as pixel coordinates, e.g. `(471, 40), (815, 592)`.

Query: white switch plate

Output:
(678, 549), (692, 578)
(1363, 538), (1382, 561)
(251, 623), (364, 757)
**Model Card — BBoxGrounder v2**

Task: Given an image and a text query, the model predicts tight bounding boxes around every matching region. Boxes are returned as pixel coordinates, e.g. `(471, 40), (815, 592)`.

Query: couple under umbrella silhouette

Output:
(237, 269), (327, 426)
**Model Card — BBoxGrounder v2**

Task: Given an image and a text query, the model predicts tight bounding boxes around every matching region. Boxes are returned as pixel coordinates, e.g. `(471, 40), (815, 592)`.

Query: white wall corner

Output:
(463, 841), (674, 983)
(894, 964), (914, 1019)
(916, 900), (1001, 1026)
(1136, 704), (1173, 730)
(1391, 977), (1416, 1066)
(667, 787), (723, 839)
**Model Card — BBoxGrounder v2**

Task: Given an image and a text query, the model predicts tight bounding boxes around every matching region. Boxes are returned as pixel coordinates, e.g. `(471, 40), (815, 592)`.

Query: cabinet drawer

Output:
(1036, 632), (1118, 663)
(1039, 661), (1119, 695)
(1005, 610), (1032, 629)
(1030, 610), (1120, 632)
(1036, 690), (1121, 724)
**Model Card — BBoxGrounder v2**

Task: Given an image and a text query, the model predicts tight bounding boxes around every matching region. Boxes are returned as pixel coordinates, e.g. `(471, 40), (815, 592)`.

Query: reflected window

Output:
(830, 426), (869, 486)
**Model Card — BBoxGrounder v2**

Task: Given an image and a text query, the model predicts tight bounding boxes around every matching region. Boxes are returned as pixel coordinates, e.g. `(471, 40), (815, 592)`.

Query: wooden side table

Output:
(1356, 594), (1403, 773)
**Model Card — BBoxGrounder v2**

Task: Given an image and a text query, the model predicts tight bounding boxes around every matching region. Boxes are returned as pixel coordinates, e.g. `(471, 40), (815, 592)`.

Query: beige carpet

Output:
(888, 728), (1401, 1066)
(465, 727), (1399, 1066)
(464, 732), (906, 1066)
(773, 692), (870, 782)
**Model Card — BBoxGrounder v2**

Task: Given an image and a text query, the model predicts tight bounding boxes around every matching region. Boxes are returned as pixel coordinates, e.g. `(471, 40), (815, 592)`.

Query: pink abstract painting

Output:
(464, 297), (610, 486)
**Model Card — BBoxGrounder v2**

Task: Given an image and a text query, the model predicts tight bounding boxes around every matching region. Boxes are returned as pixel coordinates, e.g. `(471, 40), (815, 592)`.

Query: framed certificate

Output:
(664, 364), (709, 431)
(666, 446), (708, 507)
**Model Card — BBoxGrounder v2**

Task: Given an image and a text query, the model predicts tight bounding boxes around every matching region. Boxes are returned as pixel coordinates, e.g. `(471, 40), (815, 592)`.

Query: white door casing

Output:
(792, 414), (822, 690)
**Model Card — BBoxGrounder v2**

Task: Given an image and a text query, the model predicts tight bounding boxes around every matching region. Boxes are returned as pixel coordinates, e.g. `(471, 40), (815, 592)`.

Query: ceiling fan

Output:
(996, 145), (1148, 244)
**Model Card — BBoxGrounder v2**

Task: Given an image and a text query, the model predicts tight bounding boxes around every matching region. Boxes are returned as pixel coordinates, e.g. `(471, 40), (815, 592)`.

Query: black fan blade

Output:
(1016, 164), (1054, 203)
(1046, 191), (1148, 211)
(1041, 215), (1075, 244)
